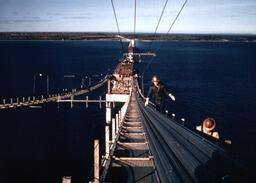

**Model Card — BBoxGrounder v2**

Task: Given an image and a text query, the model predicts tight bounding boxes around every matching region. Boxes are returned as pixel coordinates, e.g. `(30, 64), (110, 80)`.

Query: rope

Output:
(142, 0), (188, 75)
(110, 0), (125, 53)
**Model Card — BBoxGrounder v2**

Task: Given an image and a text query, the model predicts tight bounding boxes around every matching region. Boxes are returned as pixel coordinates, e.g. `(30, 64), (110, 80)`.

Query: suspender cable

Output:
(167, 0), (188, 34)
(142, 0), (188, 75)
(134, 0), (137, 39)
(111, 0), (124, 53)
(148, 0), (169, 51)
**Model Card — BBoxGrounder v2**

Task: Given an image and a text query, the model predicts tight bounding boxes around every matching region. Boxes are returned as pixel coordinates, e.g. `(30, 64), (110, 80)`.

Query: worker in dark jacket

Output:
(145, 76), (175, 113)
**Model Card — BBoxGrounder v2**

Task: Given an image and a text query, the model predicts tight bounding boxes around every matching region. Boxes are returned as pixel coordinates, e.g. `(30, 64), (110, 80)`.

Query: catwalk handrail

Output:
(55, 76), (108, 101)
(0, 76), (108, 109)
(100, 90), (132, 181)
(134, 78), (155, 107)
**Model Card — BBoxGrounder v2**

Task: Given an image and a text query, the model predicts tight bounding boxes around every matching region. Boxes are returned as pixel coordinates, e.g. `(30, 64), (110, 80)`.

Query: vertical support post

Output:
(86, 96), (88, 109)
(181, 118), (185, 126)
(142, 74), (144, 96)
(118, 110), (121, 126)
(71, 96), (73, 109)
(10, 98), (13, 104)
(16, 97), (19, 104)
(99, 96), (102, 109)
(116, 113), (119, 133)
(41, 95), (44, 100)
(28, 96), (30, 103)
(172, 113), (175, 120)
(23, 97), (25, 103)
(105, 125), (110, 159)
(112, 118), (115, 142)
(3, 99), (6, 105)
(62, 176), (71, 183)
(107, 80), (110, 94)
(33, 96), (35, 102)
(94, 139), (99, 183)
(106, 102), (111, 125)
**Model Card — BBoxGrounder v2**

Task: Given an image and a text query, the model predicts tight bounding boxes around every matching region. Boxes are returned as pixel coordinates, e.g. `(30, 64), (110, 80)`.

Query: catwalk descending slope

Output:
(105, 91), (158, 183)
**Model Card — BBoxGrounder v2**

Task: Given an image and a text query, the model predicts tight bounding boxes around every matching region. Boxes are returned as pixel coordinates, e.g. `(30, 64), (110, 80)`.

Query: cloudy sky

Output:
(0, 0), (255, 34)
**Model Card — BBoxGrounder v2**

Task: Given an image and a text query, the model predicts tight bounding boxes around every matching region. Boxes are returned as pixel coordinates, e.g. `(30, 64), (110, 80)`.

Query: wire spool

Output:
(203, 118), (216, 132)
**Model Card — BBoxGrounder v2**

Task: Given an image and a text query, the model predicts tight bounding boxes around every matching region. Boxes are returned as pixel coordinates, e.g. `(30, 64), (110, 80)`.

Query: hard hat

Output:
(152, 76), (159, 82)
(203, 118), (216, 131)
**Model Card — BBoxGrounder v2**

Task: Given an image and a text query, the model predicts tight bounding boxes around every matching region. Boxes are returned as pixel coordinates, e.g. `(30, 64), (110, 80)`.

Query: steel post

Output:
(94, 139), (100, 183)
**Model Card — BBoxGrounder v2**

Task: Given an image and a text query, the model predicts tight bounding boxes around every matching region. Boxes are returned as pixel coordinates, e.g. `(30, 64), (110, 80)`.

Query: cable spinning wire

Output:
(142, 0), (189, 75)
(110, 0), (124, 53)
(147, 0), (169, 51)
(134, 0), (137, 39)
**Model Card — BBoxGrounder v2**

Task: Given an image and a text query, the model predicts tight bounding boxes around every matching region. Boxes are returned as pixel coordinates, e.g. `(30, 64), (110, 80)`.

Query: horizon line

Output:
(0, 31), (256, 36)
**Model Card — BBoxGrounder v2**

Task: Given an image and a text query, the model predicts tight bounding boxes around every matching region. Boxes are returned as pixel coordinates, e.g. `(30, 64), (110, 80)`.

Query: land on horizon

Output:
(0, 32), (256, 42)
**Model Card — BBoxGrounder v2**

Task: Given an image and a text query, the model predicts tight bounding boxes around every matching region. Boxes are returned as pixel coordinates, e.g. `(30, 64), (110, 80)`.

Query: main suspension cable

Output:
(111, 0), (125, 53)
(142, 0), (188, 75)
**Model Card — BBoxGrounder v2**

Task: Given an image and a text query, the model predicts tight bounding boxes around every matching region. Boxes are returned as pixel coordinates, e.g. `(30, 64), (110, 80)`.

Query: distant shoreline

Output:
(0, 32), (255, 42)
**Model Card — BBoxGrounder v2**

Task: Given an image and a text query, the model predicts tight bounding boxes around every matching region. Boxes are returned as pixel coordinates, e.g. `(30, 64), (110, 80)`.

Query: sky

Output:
(0, 0), (255, 34)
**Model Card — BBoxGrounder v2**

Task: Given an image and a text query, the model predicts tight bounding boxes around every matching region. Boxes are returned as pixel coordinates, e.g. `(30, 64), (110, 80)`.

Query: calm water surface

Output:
(0, 40), (255, 183)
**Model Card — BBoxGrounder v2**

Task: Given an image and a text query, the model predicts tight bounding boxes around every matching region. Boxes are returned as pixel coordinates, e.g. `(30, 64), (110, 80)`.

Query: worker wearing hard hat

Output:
(145, 76), (175, 113)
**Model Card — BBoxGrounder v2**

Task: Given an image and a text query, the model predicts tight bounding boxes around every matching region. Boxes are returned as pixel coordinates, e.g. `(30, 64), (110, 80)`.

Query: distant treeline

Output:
(0, 32), (255, 42)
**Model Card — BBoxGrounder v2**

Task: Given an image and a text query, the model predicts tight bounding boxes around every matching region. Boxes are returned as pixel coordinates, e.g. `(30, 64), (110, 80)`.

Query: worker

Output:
(145, 76), (175, 113)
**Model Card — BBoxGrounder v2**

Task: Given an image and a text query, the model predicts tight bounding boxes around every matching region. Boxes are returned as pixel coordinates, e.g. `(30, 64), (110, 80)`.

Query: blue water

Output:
(0, 40), (256, 183)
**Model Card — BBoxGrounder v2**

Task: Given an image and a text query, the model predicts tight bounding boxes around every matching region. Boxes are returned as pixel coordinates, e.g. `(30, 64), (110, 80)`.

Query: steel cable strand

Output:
(141, 103), (218, 182)
(137, 100), (194, 183)
(146, 105), (222, 157)
(143, 102), (255, 182)
(136, 83), (255, 181)
(137, 97), (201, 182)
(142, 102), (237, 181)
(110, 0), (125, 53)
(142, 0), (189, 75)
(147, 0), (169, 52)
(138, 105), (179, 183)
(135, 91), (184, 182)
(143, 103), (212, 164)
(134, 84), (255, 180)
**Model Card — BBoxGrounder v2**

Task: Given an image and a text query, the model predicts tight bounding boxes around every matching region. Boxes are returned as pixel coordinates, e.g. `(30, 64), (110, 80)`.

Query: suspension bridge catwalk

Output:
(104, 90), (158, 183)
